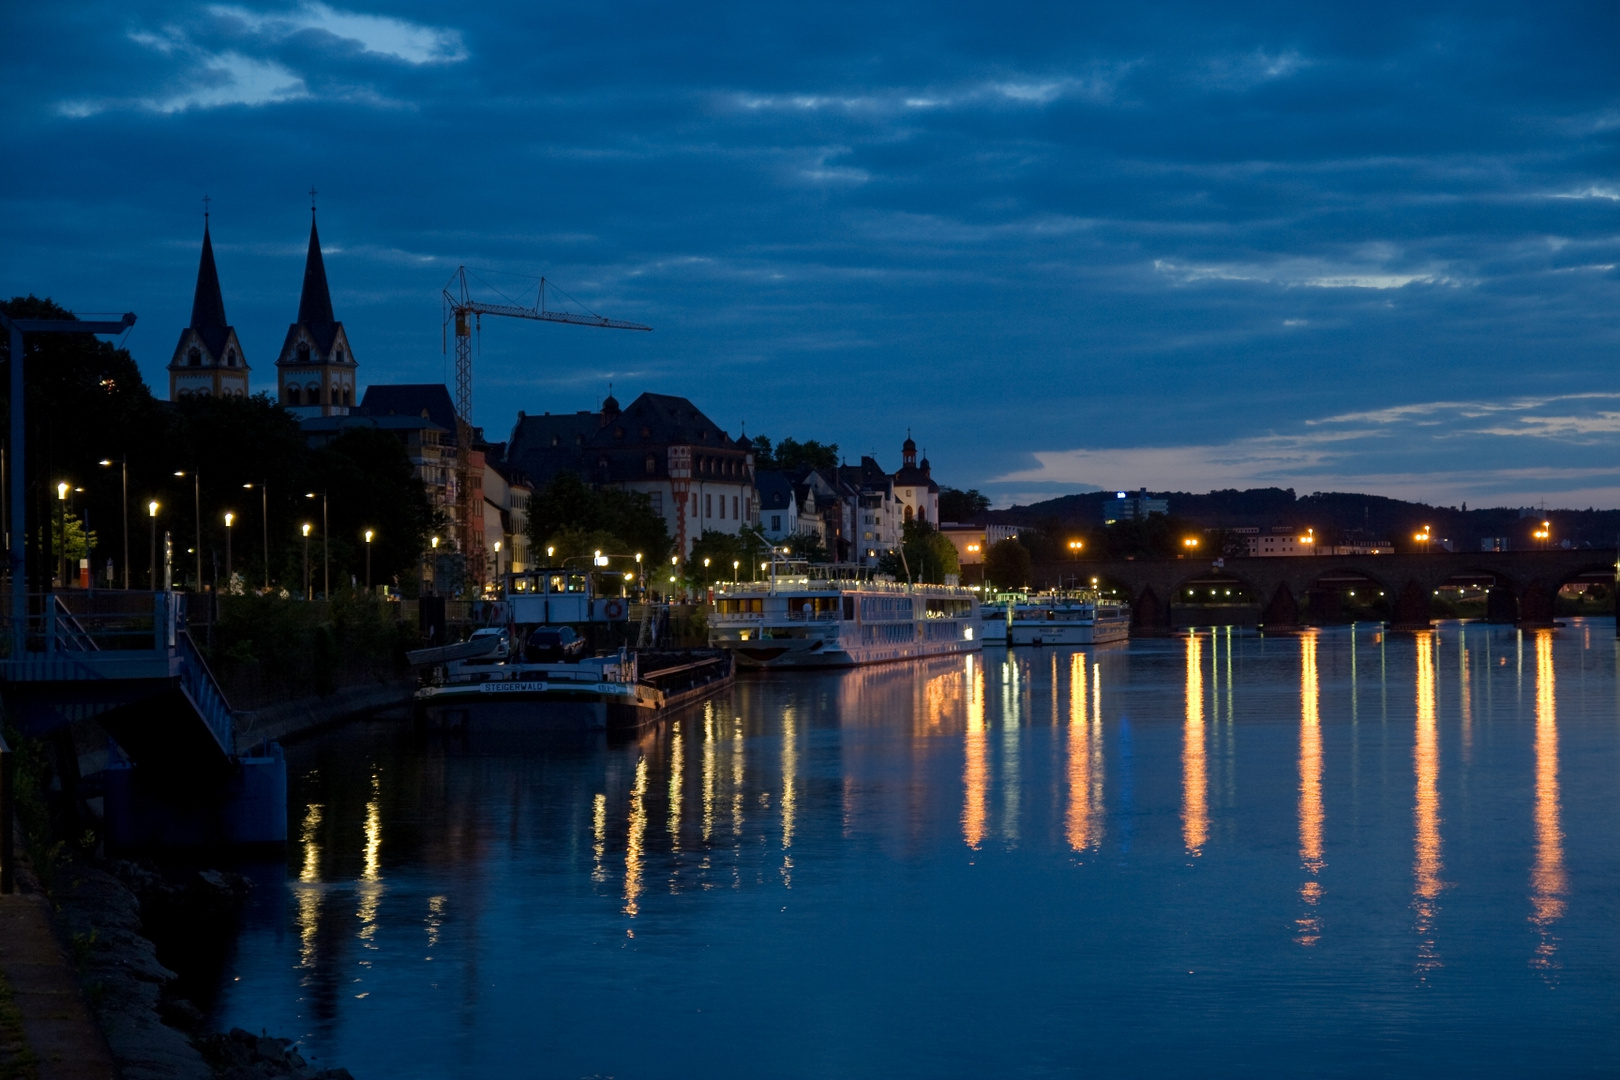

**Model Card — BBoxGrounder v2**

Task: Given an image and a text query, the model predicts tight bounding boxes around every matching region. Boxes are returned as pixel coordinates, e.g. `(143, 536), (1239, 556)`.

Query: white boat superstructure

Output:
(709, 559), (982, 668)
(1006, 591), (1131, 646)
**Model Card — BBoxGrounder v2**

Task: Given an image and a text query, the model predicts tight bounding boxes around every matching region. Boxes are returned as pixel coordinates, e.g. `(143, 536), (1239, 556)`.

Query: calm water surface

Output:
(212, 622), (1620, 1078)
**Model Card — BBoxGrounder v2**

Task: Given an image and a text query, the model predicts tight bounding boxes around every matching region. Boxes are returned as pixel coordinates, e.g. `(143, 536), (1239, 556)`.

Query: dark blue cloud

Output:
(2, 1), (1618, 506)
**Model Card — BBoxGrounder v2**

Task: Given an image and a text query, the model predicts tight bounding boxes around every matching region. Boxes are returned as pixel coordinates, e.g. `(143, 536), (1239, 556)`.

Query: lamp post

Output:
(55, 482), (68, 588)
(302, 523), (312, 600)
(1067, 539), (1083, 561)
(175, 471), (200, 591)
(364, 529), (374, 590)
(244, 482), (269, 590)
(305, 492), (327, 599)
(223, 512), (234, 590)
(491, 539), (501, 587)
(147, 500), (159, 589)
(99, 458), (129, 588)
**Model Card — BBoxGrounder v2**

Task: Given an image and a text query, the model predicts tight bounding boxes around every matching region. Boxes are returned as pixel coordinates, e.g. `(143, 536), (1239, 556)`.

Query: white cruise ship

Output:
(709, 560), (982, 669)
(1006, 591), (1131, 646)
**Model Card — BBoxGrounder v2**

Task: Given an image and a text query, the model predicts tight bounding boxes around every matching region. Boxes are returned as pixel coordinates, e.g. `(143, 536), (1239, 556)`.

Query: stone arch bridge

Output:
(1030, 550), (1618, 635)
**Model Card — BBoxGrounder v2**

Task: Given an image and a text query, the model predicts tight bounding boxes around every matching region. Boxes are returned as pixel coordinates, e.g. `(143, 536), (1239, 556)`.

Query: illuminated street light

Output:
(364, 528), (374, 589)
(224, 512), (234, 588)
(147, 500), (160, 590)
(301, 522), (312, 600)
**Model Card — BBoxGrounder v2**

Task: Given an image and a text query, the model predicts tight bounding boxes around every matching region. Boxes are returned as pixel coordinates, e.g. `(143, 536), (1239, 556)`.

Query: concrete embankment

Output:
(233, 677), (414, 753)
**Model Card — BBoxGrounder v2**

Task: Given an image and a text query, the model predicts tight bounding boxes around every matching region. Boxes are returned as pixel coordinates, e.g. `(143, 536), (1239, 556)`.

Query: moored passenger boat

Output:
(1007, 591), (1131, 646)
(709, 559), (981, 669)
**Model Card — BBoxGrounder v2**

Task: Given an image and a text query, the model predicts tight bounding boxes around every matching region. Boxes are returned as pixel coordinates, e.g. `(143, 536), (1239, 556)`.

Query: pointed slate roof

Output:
(298, 216), (335, 328)
(191, 222), (228, 330)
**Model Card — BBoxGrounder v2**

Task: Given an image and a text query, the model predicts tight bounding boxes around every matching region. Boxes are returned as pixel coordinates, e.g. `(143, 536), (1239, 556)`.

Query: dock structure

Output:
(0, 590), (285, 851)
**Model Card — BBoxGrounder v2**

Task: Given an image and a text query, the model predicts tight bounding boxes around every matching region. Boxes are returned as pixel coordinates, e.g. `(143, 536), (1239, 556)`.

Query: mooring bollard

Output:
(0, 731), (13, 894)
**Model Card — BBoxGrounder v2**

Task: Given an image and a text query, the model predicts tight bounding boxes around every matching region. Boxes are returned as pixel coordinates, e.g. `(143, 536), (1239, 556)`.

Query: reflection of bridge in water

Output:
(1032, 550), (1618, 634)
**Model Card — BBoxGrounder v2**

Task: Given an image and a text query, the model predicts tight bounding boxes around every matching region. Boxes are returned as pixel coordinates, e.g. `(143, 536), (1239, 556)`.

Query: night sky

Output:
(4, 2), (1617, 508)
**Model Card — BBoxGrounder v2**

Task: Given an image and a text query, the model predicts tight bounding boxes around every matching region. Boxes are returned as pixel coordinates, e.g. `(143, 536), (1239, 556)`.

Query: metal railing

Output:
(175, 630), (236, 753)
(0, 731), (12, 894)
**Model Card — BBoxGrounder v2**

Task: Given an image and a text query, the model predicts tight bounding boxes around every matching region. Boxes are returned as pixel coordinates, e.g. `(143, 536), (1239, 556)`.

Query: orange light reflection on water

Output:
(1413, 632), (1443, 974)
(1065, 653), (1101, 852)
(1183, 633), (1208, 855)
(1296, 632), (1324, 946)
(1530, 630), (1566, 973)
(962, 655), (988, 849)
(623, 756), (648, 920)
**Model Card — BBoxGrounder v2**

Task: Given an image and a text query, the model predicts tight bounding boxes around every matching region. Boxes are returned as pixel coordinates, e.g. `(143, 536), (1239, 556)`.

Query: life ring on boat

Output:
(605, 599), (626, 620)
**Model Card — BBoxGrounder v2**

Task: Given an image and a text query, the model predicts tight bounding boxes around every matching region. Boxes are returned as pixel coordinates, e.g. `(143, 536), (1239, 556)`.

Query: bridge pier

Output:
(1486, 585), (1518, 624)
(1305, 588), (1343, 625)
(1390, 580), (1434, 630)
(1517, 579), (1557, 629)
(1260, 583), (1299, 629)
(1131, 586), (1172, 637)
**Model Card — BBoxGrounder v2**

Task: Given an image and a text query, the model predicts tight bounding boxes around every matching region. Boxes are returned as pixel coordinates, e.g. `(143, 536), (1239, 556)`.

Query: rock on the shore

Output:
(197, 1028), (355, 1080)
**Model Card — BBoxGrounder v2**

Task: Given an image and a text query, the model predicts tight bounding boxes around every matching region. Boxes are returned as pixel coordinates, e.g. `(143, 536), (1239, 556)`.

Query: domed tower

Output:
(276, 201), (357, 418)
(902, 431), (918, 468)
(169, 213), (250, 400)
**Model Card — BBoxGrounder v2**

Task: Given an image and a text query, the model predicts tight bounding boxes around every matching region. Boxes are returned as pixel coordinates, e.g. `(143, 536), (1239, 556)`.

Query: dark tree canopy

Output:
(525, 471), (673, 566)
(939, 487), (991, 522)
(984, 537), (1032, 589)
(751, 435), (839, 472)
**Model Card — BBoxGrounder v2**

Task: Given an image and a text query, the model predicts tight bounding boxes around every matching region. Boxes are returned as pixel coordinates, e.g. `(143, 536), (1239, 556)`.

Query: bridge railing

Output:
(174, 630), (235, 754)
(0, 591), (180, 657)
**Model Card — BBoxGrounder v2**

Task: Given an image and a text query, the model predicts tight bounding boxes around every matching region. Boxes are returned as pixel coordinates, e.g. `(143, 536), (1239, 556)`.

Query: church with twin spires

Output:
(167, 203), (358, 418)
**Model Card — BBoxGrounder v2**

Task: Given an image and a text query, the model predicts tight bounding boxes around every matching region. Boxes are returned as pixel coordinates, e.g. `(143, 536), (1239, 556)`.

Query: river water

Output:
(209, 622), (1620, 1078)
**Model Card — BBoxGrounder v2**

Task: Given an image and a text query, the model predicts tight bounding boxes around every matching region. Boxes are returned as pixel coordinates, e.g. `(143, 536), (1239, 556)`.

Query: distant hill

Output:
(984, 488), (1620, 552)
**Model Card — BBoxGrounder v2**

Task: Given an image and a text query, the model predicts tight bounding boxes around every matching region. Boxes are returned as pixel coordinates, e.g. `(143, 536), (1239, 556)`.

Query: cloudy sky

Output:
(4, 2), (1617, 507)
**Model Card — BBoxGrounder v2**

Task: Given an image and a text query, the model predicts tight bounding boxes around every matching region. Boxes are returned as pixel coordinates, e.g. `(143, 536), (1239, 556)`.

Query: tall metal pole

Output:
(322, 493), (329, 600)
(7, 321), (22, 653)
(262, 485), (269, 590)
(192, 473), (201, 593)
(120, 459), (128, 589)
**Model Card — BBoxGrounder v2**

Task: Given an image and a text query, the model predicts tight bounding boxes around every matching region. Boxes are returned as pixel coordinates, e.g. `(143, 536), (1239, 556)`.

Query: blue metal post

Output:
(8, 322), (22, 657)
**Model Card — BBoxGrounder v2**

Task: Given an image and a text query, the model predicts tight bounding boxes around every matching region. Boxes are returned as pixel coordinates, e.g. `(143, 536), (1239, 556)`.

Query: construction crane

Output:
(441, 266), (651, 581)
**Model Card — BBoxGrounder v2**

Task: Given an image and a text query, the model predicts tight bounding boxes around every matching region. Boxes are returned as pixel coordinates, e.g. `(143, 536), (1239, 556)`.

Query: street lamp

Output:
(1300, 528), (1315, 552)
(100, 457), (129, 589)
(1183, 536), (1199, 551)
(1068, 539), (1083, 560)
(243, 482), (269, 590)
(1532, 521), (1550, 549)
(364, 529), (374, 589)
(1414, 525), (1432, 553)
(224, 512), (234, 591)
(302, 522), (312, 600)
(175, 471), (200, 591)
(492, 538), (501, 585)
(55, 481), (69, 588)
(148, 500), (159, 590)
(305, 492), (328, 599)
(546, 545), (555, 561)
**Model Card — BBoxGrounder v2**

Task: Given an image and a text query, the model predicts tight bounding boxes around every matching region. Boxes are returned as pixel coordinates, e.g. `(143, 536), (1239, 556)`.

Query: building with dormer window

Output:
(168, 217), (250, 400)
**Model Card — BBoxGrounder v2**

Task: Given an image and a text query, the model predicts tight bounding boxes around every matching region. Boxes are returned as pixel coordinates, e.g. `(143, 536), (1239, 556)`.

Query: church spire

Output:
(190, 220), (228, 329)
(297, 212), (336, 331)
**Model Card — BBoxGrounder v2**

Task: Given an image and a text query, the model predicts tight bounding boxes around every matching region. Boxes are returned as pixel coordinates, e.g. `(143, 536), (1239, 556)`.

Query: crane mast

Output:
(441, 266), (651, 588)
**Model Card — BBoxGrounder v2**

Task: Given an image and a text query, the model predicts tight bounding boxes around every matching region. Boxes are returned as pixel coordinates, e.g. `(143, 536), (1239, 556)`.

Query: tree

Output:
(939, 487), (990, 522)
(525, 471), (673, 566)
(984, 537), (1032, 589)
(751, 435), (839, 472)
(686, 530), (745, 584)
(779, 530), (828, 563)
(878, 520), (961, 583)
